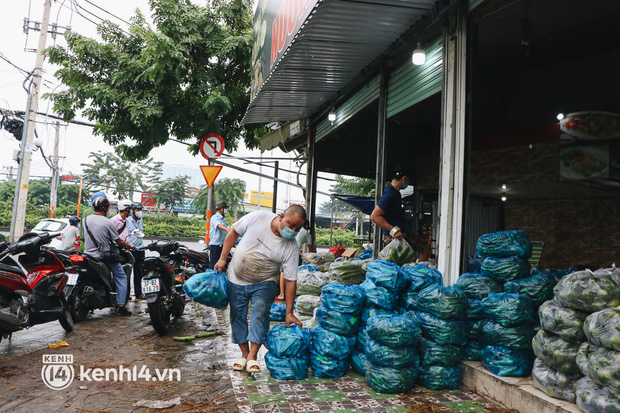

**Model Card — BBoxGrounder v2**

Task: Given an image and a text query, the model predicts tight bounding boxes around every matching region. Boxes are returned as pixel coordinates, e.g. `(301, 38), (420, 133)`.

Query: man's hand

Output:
(393, 230), (404, 240)
(285, 312), (302, 328)
(214, 257), (227, 273)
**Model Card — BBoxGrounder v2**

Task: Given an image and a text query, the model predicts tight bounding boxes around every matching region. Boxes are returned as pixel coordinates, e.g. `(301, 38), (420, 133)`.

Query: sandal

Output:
(246, 360), (260, 373)
(232, 358), (247, 371)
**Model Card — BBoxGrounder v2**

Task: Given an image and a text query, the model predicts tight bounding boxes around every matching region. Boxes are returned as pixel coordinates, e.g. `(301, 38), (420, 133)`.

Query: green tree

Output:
(149, 176), (190, 213)
(80, 151), (162, 199)
(27, 179), (52, 207)
(57, 182), (89, 207)
(45, 0), (265, 161)
(0, 181), (14, 202)
(193, 177), (246, 219)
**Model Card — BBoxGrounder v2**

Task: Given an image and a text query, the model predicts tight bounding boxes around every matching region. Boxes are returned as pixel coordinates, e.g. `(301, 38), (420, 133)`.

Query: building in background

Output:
(161, 164), (203, 188)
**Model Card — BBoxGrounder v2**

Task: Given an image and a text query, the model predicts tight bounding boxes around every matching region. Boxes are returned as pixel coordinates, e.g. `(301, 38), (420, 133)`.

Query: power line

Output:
(82, 0), (131, 26)
(72, 0), (130, 36)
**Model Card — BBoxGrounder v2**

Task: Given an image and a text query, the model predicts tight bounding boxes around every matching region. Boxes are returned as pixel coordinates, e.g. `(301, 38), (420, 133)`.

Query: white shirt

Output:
(227, 211), (299, 286)
(60, 225), (80, 250)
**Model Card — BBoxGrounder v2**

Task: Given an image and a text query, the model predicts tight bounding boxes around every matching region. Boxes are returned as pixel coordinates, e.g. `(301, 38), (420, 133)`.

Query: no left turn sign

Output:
(199, 133), (225, 159)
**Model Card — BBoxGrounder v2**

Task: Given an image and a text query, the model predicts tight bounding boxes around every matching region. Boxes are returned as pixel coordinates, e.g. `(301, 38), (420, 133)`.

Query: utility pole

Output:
(10, 0), (52, 241)
(50, 121), (60, 217)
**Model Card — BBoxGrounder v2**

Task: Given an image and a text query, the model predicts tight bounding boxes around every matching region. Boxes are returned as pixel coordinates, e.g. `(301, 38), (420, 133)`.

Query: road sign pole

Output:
(205, 160), (213, 245)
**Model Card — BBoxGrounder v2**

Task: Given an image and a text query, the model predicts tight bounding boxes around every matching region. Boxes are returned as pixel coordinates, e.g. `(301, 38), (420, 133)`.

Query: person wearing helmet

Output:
(84, 196), (135, 316)
(91, 191), (106, 204)
(209, 200), (231, 269)
(60, 216), (81, 251)
(111, 199), (132, 242)
(128, 202), (145, 300)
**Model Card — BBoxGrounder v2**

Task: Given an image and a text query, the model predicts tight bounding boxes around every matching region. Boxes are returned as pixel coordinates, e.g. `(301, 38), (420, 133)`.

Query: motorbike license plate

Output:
(66, 273), (79, 286)
(141, 278), (160, 294)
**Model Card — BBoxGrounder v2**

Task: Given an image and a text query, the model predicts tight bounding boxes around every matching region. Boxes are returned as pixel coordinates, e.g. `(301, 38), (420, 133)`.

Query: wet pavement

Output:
(0, 300), (515, 413)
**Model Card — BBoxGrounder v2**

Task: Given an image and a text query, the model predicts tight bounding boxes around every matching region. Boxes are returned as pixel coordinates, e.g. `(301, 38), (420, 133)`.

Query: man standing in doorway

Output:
(209, 200), (231, 269)
(214, 205), (305, 373)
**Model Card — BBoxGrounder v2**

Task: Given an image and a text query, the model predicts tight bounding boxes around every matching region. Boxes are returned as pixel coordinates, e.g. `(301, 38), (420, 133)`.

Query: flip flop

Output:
(232, 358), (247, 371)
(246, 360), (260, 373)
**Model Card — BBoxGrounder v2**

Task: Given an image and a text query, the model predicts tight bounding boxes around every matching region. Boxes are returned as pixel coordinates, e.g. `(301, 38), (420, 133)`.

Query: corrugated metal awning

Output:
(243, 0), (438, 125)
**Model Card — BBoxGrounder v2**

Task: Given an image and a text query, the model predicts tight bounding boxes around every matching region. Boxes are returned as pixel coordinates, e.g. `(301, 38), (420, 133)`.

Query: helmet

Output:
(92, 196), (110, 212)
(131, 202), (143, 210)
(91, 191), (106, 203)
(69, 216), (81, 226)
(215, 200), (228, 210)
(117, 199), (132, 212)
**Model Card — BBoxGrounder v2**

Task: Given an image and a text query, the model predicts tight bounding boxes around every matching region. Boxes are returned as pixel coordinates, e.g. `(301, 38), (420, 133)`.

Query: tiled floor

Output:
(214, 309), (508, 413)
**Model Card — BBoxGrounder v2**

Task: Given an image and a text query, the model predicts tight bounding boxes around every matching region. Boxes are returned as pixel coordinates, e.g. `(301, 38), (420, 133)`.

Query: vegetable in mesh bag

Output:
(320, 282), (366, 314)
(418, 337), (463, 367)
(467, 319), (486, 341)
(480, 320), (536, 350)
(366, 314), (420, 347)
(532, 358), (582, 403)
(310, 324), (355, 360)
(366, 363), (418, 394)
(316, 305), (360, 337)
(328, 262), (366, 285)
(481, 345), (535, 377)
(575, 376), (620, 413)
(463, 340), (482, 361)
(378, 239), (417, 266)
(476, 230), (532, 259)
(265, 352), (310, 380)
(481, 256), (531, 283)
(482, 293), (535, 327)
(302, 253), (325, 265)
(309, 348), (348, 378)
(295, 295), (322, 316)
(365, 260), (407, 293)
(266, 325), (311, 358)
(584, 308), (620, 351)
(455, 273), (503, 300)
(401, 264), (443, 293)
(504, 270), (557, 306)
(466, 299), (485, 320)
(296, 268), (330, 296)
(360, 279), (398, 310)
(417, 364), (462, 390)
(554, 267), (620, 312)
(576, 342), (620, 392)
(532, 329), (582, 374)
(351, 351), (367, 375)
(270, 302), (286, 321)
(362, 307), (396, 325)
(182, 269), (228, 309)
(415, 285), (468, 320)
(356, 326), (369, 351)
(538, 299), (588, 342)
(416, 311), (467, 345)
(365, 338), (419, 368)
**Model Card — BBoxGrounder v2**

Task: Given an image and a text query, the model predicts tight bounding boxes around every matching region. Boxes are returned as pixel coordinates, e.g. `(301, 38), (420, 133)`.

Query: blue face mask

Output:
(402, 184), (408, 190)
(279, 224), (298, 240)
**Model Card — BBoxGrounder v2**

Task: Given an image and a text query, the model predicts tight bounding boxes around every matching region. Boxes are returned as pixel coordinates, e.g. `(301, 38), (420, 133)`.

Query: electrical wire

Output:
(71, 0), (131, 36)
(82, 0), (130, 26)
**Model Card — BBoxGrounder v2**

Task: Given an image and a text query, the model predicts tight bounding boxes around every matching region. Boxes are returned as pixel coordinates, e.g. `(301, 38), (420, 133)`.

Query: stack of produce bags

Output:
(413, 284), (468, 389)
(399, 264), (443, 312)
(328, 260), (366, 285)
(310, 282), (365, 377)
(296, 265), (330, 296)
(265, 325), (312, 380)
(364, 314), (421, 393)
(302, 251), (335, 271)
(293, 295), (322, 327)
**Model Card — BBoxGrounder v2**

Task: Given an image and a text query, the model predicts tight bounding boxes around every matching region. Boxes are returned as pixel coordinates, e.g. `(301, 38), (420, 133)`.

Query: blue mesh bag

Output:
(182, 269), (228, 309)
(309, 348), (349, 378)
(361, 307), (396, 325)
(360, 279), (398, 310)
(463, 340), (483, 361)
(350, 351), (367, 375)
(416, 311), (467, 345)
(481, 320), (536, 350)
(310, 324), (355, 360)
(400, 290), (418, 311)
(365, 260), (407, 293)
(401, 265), (443, 293)
(316, 305), (360, 337)
(481, 256), (531, 283)
(265, 325), (311, 358)
(418, 338), (463, 367)
(481, 345), (535, 377)
(476, 230), (532, 259)
(265, 352), (310, 380)
(366, 363), (419, 394)
(355, 326), (369, 352)
(366, 314), (420, 348)
(270, 302), (286, 321)
(417, 364), (462, 390)
(482, 293), (535, 327)
(504, 270), (557, 307)
(467, 319), (486, 340)
(365, 338), (419, 368)
(358, 249), (373, 260)
(455, 273), (503, 300)
(466, 299), (485, 320)
(414, 285), (468, 320)
(320, 282), (366, 314)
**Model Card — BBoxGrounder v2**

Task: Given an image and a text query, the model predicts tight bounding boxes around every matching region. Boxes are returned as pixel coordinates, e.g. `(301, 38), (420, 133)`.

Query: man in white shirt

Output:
(209, 200), (230, 269)
(214, 205), (306, 373)
(60, 216), (81, 251)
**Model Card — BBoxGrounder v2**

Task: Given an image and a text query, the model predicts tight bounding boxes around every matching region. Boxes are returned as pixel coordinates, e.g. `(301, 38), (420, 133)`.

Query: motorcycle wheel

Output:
(58, 307), (74, 333)
(148, 296), (170, 335)
(72, 283), (91, 322)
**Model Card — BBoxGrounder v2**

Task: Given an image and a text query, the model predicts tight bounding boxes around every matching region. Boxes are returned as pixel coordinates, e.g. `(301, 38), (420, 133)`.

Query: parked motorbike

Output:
(145, 240), (210, 282)
(63, 250), (135, 321)
(0, 233), (73, 342)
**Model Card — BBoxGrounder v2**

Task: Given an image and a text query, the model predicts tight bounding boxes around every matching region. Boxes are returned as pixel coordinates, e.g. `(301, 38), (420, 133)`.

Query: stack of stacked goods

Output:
(399, 264), (443, 312)
(532, 266), (620, 405)
(310, 282), (365, 378)
(293, 295), (322, 326)
(413, 284), (468, 389)
(378, 239), (417, 266)
(503, 270), (556, 309)
(575, 307), (620, 412)
(363, 314), (421, 393)
(182, 269), (229, 309)
(265, 325), (312, 380)
(328, 260), (366, 285)
(454, 273), (503, 361)
(296, 265), (330, 296)
(302, 251), (335, 271)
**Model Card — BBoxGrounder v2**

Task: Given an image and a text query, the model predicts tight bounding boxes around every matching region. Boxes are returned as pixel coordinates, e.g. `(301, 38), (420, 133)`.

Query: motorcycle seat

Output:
(187, 249), (210, 260)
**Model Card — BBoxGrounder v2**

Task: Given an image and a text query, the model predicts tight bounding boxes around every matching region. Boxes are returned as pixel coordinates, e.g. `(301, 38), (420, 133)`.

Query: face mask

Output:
(223, 209), (228, 215)
(279, 219), (298, 239)
(134, 211), (143, 219)
(402, 184), (408, 190)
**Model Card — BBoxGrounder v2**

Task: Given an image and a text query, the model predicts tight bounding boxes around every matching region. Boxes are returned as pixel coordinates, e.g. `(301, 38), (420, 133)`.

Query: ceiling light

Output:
(501, 194), (507, 202)
(501, 184), (507, 190)
(557, 113), (564, 121)
(328, 108), (336, 124)
(412, 42), (426, 66)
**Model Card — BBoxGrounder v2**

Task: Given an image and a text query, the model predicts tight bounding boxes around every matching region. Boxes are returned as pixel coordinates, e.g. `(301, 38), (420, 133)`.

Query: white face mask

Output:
(134, 210), (143, 219)
(223, 208), (228, 215)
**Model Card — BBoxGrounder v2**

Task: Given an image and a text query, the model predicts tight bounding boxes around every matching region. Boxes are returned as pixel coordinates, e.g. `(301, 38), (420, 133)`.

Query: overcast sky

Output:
(0, 0), (333, 209)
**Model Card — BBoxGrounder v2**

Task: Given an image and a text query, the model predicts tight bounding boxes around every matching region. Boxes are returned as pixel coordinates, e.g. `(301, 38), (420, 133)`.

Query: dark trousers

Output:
(209, 244), (223, 269)
(130, 249), (145, 298)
